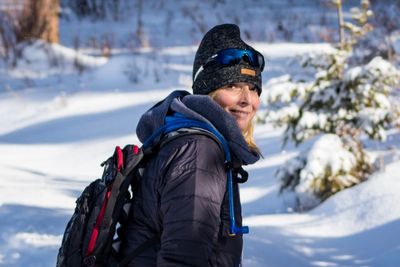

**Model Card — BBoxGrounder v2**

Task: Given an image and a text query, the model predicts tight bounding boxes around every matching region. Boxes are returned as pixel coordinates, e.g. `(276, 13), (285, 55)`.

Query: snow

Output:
(344, 57), (400, 87)
(295, 134), (358, 201)
(244, 161), (400, 266)
(392, 31), (400, 56)
(7, 40), (108, 80)
(298, 112), (328, 131)
(12, 232), (62, 248)
(1, 2), (400, 266)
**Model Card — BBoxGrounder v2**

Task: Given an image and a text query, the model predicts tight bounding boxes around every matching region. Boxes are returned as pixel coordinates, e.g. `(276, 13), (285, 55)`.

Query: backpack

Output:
(56, 143), (152, 267)
(56, 115), (249, 267)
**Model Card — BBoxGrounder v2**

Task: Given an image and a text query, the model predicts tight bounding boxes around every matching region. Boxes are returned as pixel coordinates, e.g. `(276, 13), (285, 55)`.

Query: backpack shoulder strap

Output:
(158, 127), (223, 152)
(142, 114), (232, 162)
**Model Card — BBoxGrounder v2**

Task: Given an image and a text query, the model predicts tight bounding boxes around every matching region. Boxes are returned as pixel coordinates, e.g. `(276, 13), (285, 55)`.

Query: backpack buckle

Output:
(225, 161), (233, 169)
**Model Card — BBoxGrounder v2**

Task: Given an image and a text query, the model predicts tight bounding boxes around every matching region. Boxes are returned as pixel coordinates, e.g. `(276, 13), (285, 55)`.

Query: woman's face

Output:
(212, 82), (260, 131)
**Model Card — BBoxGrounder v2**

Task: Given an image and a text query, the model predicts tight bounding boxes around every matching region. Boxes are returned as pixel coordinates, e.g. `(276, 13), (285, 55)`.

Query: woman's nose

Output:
(239, 86), (251, 105)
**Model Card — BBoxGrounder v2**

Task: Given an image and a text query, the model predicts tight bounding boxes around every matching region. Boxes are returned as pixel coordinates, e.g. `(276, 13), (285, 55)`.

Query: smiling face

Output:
(211, 82), (260, 131)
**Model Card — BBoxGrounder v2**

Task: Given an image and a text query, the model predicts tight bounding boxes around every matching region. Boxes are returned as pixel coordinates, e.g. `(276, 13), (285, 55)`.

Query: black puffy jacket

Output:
(120, 90), (260, 266)
(121, 133), (243, 266)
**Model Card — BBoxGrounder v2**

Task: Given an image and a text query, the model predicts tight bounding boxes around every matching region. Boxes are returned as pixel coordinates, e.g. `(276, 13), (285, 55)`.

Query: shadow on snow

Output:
(0, 101), (155, 144)
(0, 204), (71, 267)
(244, 219), (400, 267)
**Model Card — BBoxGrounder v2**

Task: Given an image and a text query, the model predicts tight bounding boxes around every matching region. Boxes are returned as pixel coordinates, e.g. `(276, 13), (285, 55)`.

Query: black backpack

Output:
(56, 143), (157, 267)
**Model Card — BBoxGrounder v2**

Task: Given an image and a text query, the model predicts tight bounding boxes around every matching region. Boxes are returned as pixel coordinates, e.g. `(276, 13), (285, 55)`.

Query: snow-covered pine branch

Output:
(263, 52), (400, 144)
(278, 133), (375, 209)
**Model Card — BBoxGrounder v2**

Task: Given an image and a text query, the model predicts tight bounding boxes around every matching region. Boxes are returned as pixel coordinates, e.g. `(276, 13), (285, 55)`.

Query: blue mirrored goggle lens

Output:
(215, 48), (264, 70)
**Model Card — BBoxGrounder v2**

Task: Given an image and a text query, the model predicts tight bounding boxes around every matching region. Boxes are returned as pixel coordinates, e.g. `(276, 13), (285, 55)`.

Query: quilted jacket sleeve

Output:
(157, 135), (227, 267)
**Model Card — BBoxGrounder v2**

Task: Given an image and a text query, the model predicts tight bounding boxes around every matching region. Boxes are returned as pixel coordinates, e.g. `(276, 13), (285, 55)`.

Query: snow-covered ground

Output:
(1, 1), (400, 266)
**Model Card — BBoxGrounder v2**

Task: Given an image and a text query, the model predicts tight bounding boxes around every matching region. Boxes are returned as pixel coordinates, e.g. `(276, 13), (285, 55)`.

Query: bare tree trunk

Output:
(336, 0), (345, 49)
(42, 0), (59, 43)
(19, 0), (59, 43)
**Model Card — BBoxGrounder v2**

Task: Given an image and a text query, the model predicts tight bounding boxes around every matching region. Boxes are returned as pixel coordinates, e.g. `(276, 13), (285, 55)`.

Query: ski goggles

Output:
(194, 48), (265, 82)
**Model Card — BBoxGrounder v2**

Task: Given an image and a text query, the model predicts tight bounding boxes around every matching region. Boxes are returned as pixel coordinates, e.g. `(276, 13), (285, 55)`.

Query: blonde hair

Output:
(242, 120), (261, 155)
(208, 90), (262, 155)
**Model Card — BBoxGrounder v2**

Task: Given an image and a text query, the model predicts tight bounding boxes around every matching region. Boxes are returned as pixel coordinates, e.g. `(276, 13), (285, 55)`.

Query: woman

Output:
(121, 23), (264, 266)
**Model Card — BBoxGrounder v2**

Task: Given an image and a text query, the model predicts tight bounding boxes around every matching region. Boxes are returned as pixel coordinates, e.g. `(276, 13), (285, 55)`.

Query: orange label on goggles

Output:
(241, 68), (256, 77)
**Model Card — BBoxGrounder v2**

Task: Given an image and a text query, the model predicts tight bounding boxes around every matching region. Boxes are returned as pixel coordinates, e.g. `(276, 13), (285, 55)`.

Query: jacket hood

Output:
(136, 90), (260, 165)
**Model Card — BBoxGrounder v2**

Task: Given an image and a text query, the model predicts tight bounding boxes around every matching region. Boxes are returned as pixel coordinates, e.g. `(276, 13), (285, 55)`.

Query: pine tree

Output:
(263, 0), (400, 209)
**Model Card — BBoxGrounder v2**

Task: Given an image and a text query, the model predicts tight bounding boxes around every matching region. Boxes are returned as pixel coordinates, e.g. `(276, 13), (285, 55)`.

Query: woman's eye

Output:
(250, 86), (260, 96)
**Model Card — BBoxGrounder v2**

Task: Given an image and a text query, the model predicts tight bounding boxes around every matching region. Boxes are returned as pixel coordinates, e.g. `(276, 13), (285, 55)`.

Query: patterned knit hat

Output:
(192, 24), (263, 95)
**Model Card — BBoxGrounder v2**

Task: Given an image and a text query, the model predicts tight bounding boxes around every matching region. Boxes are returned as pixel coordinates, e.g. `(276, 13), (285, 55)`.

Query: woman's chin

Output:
(235, 120), (248, 131)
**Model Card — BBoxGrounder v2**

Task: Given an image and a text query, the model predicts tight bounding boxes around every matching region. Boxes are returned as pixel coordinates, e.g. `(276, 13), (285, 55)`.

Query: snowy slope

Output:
(1, 40), (399, 267)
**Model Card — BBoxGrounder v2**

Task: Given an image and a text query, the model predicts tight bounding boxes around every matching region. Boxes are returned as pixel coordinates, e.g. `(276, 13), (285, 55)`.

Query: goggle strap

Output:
(194, 53), (219, 82)
(193, 65), (204, 82)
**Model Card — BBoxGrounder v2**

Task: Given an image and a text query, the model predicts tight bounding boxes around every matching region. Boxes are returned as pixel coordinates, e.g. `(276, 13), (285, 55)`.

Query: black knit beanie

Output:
(192, 24), (263, 95)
